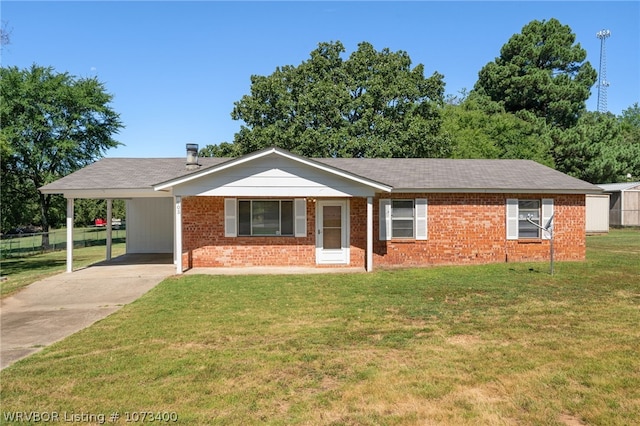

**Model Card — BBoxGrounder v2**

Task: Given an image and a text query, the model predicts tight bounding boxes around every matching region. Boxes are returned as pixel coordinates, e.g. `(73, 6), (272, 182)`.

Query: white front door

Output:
(316, 200), (349, 265)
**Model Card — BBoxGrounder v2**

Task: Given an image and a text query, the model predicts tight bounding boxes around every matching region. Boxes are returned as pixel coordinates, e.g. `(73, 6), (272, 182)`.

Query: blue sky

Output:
(2, 1), (639, 158)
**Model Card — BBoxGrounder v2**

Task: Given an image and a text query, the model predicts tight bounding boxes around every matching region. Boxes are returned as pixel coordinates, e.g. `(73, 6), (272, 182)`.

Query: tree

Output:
(215, 41), (450, 158)
(553, 111), (640, 183)
(474, 18), (597, 129)
(0, 65), (123, 241)
(442, 93), (554, 166)
(620, 103), (640, 142)
(618, 103), (640, 180)
(199, 142), (240, 158)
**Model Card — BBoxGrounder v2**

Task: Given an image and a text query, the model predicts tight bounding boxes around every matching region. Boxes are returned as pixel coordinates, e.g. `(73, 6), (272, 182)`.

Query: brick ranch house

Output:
(40, 146), (602, 274)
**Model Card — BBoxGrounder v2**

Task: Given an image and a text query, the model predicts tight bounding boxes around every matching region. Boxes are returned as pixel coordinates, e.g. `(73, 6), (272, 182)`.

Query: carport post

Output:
(66, 197), (74, 273)
(106, 199), (112, 261)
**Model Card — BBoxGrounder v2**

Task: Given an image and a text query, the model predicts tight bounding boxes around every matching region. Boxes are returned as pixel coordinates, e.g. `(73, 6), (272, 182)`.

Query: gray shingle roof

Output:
(316, 158), (599, 192)
(40, 157), (228, 192)
(40, 154), (601, 194)
(597, 182), (640, 192)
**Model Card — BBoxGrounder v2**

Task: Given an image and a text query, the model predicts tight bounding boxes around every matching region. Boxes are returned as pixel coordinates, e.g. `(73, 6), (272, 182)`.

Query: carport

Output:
(38, 154), (221, 272)
(38, 188), (175, 272)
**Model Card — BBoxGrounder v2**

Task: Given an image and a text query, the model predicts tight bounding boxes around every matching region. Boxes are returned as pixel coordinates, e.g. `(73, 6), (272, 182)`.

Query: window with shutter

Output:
(379, 198), (428, 240)
(506, 198), (554, 240)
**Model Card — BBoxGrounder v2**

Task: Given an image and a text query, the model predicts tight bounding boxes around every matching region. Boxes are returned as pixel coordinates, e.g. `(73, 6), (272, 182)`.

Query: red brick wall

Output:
(372, 193), (586, 268)
(181, 197), (316, 268)
(349, 198), (367, 268)
(180, 194), (586, 269)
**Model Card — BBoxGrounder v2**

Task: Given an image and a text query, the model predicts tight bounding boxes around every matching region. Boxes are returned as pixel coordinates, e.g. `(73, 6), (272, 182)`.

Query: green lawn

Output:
(1, 230), (638, 425)
(0, 243), (126, 297)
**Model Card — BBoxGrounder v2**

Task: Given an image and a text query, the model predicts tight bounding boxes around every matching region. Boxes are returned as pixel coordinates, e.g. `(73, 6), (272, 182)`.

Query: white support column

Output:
(106, 199), (113, 261)
(66, 198), (74, 273)
(366, 196), (373, 272)
(175, 196), (183, 274)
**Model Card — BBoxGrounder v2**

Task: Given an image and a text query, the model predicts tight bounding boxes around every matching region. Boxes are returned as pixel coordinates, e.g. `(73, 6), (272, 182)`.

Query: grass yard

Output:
(1, 230), (638, 425)
(0, 243), (126, 297)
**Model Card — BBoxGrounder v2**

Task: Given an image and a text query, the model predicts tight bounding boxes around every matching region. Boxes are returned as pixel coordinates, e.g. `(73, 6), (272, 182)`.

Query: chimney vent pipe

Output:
(186, 143), (199, 170)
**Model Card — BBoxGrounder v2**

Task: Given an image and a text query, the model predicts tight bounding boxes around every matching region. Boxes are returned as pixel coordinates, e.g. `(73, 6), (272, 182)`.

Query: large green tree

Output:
(213, 41), (450, 158)
(618, 103), (640, 181)
(553, 111), (640, 183)
(474, 18), (597, 129)
(442, 92), (554, 166)
(619, 103), (640, 147)
(0, 65), (123, 237)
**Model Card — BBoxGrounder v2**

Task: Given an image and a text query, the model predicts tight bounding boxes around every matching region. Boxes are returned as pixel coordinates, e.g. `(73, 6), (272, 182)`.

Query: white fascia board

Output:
(41, 188), (172, 199)
(154, 147), (393, 193)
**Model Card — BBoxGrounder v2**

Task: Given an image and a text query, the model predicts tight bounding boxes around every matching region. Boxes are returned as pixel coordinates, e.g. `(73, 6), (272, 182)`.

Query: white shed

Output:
(586, 194), (610, 233)
(586, 194), (609, 234)
(598, 182), (640, 227)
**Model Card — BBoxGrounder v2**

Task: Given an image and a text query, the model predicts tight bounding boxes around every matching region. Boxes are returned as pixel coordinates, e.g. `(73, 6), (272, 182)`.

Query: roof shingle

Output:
(40, 154), (601, 194)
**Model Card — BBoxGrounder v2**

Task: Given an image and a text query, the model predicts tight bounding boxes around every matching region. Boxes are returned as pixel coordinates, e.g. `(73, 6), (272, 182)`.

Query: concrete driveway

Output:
(0, 254), (174, 370)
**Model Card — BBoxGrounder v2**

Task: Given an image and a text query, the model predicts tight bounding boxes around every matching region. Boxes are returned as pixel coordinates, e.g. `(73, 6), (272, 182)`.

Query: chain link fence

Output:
(0, 228), (126, 259)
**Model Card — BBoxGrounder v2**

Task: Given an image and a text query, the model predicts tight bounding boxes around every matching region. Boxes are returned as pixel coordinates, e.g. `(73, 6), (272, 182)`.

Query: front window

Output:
(238, 200), (294, 236)
(518, 200), (540, 238)
(392, 200), (414, 238)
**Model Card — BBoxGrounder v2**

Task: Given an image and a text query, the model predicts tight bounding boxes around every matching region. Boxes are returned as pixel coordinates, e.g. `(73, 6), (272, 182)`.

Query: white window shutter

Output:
(506, 199), (519, 240)
(224, 198), (237, 237)
(379, 199), (391, 241)
(542, 198), (554, 240)
(415, 198), (428, 240)
(294, 199), (307, 237)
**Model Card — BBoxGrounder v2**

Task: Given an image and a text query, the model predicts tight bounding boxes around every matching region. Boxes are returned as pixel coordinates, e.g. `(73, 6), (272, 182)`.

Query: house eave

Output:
(39, 187), (171, 199)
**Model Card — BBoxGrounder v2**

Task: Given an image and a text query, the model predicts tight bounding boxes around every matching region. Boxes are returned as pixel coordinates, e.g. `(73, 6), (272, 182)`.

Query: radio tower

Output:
(596, 29), (611, 113)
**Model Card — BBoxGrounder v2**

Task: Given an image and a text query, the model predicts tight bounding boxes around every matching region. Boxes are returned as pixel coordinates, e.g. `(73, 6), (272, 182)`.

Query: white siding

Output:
(126, 198), (174, 253)
(173, 156), (377, 197)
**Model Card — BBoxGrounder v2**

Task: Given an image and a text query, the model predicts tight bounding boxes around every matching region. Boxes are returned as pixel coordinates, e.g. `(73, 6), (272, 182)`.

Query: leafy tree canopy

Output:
(553, 111), (640, 183)
(620, 103), (640, 134)
(618, 103), (640, 181)
(442, 92), (554, 166)
(1, 64), (123, 233)
(474, 18), (597, 129)
(215, 41), (450, 158)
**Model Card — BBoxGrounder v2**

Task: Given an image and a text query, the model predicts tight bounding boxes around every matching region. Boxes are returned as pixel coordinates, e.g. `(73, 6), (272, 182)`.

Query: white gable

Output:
(170, 154), (382, 197)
